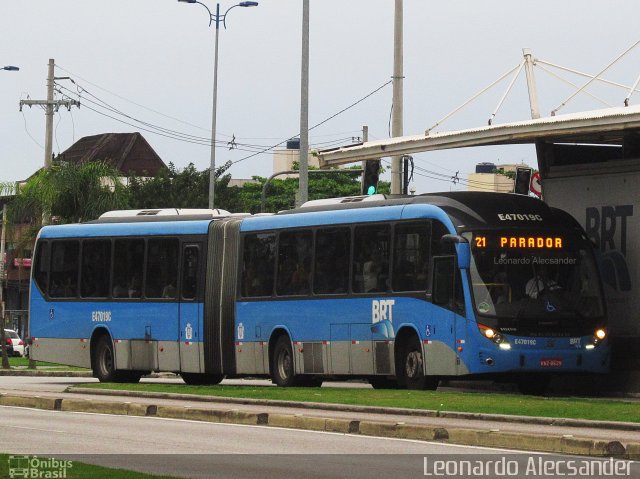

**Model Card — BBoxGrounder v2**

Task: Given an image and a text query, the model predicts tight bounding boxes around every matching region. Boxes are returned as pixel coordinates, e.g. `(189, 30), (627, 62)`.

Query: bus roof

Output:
(37, 192), (579, 239)
(38, 219), (212, 239)
(241, 192), (578, 233)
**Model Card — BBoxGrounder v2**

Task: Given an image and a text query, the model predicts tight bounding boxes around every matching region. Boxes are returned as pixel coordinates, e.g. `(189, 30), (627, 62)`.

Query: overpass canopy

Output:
(317, 105), (640, 167)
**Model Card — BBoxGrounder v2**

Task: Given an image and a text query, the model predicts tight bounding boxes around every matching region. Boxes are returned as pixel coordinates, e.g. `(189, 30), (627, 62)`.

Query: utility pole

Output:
(297, 0), (310, 207)
(391, 0), (404, 194)
(19, 59), (80, 174)
(18, 59), (78, 369)
(523, 48), (540, 120)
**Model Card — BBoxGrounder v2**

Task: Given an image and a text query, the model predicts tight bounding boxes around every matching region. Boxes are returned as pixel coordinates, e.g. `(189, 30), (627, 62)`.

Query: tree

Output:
(126, 163), (391, 214)
(10, 161), (128, 226)
(127, 162), (235, 210)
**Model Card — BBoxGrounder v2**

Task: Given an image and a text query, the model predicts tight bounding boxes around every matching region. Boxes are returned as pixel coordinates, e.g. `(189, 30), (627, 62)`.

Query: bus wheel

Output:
(402, 337), (438, 391)
(181, 373), (224, 385)
(272, 336), (296, 387)
(93, 336), (118, 382)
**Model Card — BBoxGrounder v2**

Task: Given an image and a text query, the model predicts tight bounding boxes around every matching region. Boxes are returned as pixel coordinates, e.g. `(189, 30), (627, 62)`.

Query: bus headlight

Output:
(479, 324), (506, 346)
(590, 328), (607, 348)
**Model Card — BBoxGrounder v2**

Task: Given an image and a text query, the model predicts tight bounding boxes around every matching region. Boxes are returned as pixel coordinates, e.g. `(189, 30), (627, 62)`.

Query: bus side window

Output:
(145, 238), (179, 299)
(242, 233), (276, 297)
(49, 240), (79, 298)
(113, 239), (144, 299)
(314, 227), (350, 295)
(353, 224), (391, 294)
(33, 241), (50, 295)
(393, 221), (431, 292)
(433, 257), (454, 308)
(181, 246), (199, 300)
(80, 240), (111, 298)
(433, 256), (465, 315)
(276, 230), (312, 296)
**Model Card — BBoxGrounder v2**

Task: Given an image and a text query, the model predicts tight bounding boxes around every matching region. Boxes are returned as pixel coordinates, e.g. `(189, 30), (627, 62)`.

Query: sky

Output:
(1, 0), (640, 195)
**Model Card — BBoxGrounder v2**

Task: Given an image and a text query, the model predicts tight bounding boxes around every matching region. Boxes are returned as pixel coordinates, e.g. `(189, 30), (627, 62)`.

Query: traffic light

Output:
(362, 159), (381, 195)
(514, 167), (533, 195)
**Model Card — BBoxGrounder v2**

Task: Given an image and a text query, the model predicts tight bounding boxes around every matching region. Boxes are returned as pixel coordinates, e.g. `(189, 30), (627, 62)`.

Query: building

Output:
(54, 132), (169, 180)
(467, 162), (533, 193)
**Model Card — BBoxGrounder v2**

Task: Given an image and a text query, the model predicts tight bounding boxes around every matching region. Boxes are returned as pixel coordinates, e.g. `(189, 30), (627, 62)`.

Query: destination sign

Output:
(474, 235), (563, 249)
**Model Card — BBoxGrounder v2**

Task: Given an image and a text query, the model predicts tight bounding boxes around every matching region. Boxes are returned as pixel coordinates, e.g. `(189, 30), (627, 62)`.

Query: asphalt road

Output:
(2, 405), (528, 479)
(0, 376), (638, 444)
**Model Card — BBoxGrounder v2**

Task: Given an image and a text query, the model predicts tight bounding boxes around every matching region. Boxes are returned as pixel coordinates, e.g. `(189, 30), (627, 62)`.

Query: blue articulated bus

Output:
(29, 193), (609, 393)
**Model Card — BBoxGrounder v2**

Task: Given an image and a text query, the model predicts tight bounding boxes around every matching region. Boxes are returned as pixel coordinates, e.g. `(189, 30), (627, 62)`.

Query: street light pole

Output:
(297, 0), (310, 207)
(210, 3), (221, 210)
(391, 0), (404, 194)
(178, 0), (258, 209)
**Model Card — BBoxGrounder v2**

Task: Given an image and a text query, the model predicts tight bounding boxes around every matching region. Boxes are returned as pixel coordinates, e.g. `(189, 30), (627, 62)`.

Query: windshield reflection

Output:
(467, 232), (604, 320)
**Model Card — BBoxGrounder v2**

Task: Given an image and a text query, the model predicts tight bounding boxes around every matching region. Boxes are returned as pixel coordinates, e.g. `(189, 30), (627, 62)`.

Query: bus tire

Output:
(181, 373), (224, 385)
(272, 336), (296, 387)
(93, 335), (118, 383)
(401, 336), (439, 391)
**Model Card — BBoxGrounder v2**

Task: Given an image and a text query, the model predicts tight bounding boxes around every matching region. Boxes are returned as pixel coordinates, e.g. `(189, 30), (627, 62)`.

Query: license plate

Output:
(540, 358), (563, 367)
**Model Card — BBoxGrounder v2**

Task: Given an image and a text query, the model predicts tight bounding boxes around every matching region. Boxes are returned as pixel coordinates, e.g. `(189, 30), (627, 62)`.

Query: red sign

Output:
(540, 358), (563, 367)
(530, 172), (542, 197)
(13, 258), (32, 268)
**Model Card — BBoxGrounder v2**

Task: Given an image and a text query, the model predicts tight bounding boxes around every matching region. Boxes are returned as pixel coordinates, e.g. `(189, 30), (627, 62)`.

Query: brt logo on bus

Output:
(372, 300), (395, 324)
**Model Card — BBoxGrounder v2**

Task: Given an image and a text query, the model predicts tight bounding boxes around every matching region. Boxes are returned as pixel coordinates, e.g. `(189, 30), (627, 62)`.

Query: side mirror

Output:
(440, 234), (465, 244)
(456, 243), (471, 270)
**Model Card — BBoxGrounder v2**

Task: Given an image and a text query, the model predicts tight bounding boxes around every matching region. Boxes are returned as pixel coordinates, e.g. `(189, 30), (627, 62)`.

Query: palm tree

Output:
(5, 161), (129, 369)
(10, 161), (129, 226)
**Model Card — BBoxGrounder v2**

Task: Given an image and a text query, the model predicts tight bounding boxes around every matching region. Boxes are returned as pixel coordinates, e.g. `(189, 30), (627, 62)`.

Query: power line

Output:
(55, 76), (384, 159)
(230, 80), (393, 166)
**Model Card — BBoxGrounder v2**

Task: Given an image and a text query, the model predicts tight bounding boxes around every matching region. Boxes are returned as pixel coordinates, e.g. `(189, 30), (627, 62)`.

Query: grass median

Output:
(0, 454), (179, 479)
(6, 357), (90, 371)
(76, 382), (640, 423)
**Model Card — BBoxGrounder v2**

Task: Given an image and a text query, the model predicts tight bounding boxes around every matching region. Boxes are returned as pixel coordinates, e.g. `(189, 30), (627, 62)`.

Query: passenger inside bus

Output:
(162, 282), (177, 299)
(525, 265), (561, 299)
(363, 247), (387, 293)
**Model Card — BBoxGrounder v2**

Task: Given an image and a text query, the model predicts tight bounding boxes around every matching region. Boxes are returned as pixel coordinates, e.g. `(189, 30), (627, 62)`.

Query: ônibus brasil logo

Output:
(8, 456), (73, 478)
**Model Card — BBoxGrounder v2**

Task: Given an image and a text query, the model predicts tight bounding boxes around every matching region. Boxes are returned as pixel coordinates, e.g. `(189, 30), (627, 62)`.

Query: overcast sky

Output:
(2, 1), (639, 194)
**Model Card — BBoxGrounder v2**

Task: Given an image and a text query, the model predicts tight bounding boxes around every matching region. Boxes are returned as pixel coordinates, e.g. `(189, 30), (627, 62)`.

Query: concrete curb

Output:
(0, 370), (176, 378)
(0, 370), (93, 377)
(68, 386), (640, 433)
(1, 392), (638, 459)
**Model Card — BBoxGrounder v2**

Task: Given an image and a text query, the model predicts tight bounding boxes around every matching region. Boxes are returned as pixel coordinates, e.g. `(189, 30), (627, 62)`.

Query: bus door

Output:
(432, 255), (466, 376)
(179, 244), (202, 373)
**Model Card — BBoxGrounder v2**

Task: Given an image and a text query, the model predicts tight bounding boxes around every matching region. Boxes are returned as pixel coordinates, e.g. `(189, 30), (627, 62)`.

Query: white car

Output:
(4, 330), (24, 357)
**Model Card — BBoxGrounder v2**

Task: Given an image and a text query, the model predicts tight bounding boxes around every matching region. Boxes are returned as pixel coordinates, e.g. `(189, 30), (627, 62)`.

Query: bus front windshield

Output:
(467, 231), (604, 323)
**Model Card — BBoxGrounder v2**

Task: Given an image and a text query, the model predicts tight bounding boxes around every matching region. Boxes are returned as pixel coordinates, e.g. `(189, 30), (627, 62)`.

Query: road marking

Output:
(7, 424), (68, 434)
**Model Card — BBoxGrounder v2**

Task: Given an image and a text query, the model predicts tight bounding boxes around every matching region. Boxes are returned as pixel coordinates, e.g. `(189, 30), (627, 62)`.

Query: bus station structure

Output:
(317, 105), (640, 392)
